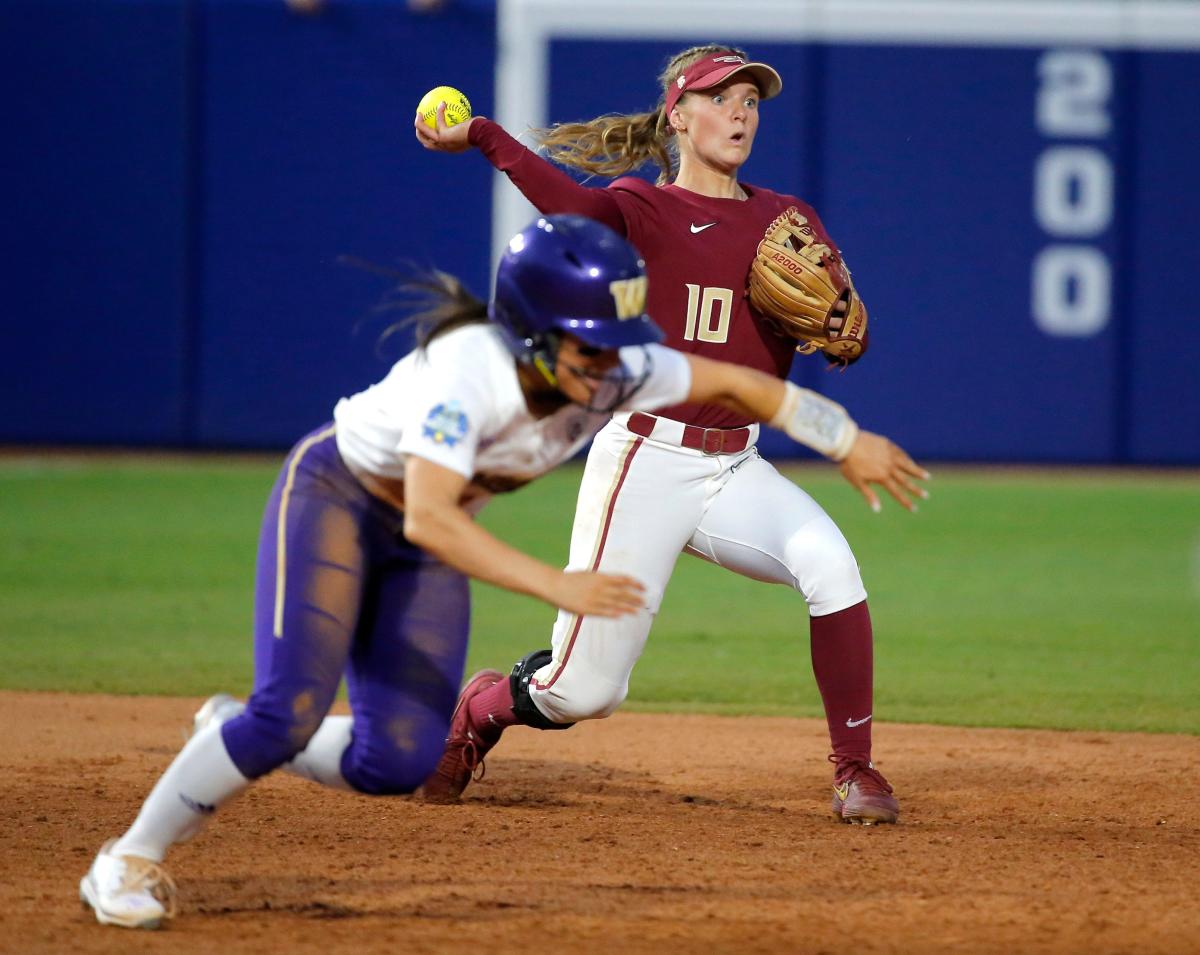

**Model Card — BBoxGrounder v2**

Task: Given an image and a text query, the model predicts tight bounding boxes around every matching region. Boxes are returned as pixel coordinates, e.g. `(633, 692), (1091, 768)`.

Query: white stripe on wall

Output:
(491, 0), (1200, 265)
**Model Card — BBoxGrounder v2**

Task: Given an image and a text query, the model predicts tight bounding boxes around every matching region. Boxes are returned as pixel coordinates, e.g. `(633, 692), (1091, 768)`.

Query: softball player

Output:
(415, 47), (929, 823)
(80, 213), (885, 928)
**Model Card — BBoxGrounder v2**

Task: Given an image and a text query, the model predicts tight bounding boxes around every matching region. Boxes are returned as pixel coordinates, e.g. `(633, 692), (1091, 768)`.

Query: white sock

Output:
(283, 715), (354, 791)
(111, 723), (250, 863)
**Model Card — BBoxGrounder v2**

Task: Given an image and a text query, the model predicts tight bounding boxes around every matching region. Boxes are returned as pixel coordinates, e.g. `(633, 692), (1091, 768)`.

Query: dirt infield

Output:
(3, 693), (1197, 955)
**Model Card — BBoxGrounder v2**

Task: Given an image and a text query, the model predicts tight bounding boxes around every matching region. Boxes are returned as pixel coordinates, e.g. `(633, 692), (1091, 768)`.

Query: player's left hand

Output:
(839, 430), (930, 513)
(414, 103), (477, 153)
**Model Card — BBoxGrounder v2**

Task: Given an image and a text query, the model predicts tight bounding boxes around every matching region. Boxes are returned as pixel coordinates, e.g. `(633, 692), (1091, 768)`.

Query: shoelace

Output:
(829, 756), (894, 795)
(121, 856), (179, 918)
(440, 735), (487, 786)
(463, 736), (488, 783)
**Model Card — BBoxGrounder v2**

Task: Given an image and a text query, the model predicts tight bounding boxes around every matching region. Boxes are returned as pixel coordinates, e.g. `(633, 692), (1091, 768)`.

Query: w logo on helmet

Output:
(609, 276), (648, 320)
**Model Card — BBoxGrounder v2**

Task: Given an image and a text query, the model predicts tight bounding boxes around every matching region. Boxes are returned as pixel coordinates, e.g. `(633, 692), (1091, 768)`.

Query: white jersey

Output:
(334, 323), (691, 509)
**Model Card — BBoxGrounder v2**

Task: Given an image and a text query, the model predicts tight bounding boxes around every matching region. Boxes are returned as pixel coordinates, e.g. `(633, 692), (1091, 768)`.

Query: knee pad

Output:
(510, 649), (574, 731)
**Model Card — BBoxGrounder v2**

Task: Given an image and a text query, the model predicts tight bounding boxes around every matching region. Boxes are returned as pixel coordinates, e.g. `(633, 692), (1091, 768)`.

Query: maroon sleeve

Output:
(468, 118), (626, 235)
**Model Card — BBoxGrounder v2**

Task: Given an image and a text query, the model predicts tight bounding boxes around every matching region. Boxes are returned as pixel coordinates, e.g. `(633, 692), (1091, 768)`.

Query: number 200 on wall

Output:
(1032, 50), (1114, 338)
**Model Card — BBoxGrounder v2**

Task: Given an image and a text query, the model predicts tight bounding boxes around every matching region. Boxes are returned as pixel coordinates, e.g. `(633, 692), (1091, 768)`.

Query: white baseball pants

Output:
(529, 413), (868, 724)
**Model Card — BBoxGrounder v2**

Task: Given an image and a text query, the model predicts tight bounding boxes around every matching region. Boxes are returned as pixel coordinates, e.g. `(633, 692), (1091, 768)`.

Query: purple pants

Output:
(221, 423), (470, 794)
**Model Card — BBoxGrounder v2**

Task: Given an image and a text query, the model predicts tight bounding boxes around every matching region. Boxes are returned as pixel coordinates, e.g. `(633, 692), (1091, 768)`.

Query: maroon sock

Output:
(467, 677), (518, 743)
(810, 600), (874, 765)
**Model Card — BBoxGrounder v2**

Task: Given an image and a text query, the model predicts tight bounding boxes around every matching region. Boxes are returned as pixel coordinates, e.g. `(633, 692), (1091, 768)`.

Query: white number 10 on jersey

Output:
(683, 285), (733, 343)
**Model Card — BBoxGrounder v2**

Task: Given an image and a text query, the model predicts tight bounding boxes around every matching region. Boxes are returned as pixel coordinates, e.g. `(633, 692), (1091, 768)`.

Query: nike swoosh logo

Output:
(690, 222), (717, 233)
(845, 715), (873, 728)
(834, 783), (850, 801)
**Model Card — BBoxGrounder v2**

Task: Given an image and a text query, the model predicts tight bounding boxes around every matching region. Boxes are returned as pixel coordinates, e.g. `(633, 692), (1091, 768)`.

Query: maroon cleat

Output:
(830, 757), (900, 825)
(419, 669), (505, 803)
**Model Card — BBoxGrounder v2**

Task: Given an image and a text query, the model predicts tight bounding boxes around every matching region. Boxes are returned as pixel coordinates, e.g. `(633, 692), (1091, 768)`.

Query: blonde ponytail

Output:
(538, 110), (672, 183)
(535, 43), (748, 186)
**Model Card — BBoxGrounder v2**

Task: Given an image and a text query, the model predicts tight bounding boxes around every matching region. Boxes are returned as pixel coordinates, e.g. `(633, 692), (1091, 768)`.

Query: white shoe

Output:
(192, 693), (245, 737)
(79, 841), (177, 929)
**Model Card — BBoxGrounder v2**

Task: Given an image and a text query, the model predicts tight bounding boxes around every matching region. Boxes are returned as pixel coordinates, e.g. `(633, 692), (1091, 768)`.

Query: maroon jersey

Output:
(470, 119), (842, 428)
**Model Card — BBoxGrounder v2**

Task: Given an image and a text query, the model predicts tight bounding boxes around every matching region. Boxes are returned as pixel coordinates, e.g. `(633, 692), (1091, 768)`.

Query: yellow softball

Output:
(417, 86), (472, 129)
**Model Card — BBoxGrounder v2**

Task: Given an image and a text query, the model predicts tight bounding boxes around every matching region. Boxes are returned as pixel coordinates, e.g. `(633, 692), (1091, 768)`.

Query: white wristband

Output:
(769, 381), (860, 461)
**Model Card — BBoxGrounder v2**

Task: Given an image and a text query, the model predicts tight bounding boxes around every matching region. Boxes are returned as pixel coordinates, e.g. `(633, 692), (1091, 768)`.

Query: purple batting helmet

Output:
(489, 215), (665, 362)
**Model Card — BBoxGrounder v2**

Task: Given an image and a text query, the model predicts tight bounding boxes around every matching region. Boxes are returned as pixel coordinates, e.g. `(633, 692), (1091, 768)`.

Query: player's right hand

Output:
(414, 103), (477, 153)
(553, 570), (645, 617)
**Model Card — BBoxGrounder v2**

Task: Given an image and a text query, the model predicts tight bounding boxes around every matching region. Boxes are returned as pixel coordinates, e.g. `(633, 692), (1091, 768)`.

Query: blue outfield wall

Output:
(815, 43), (1125, 463)
(193, 0), (496, 446)
(3, 0), (1198, 462)
(1, 0), (191, 445)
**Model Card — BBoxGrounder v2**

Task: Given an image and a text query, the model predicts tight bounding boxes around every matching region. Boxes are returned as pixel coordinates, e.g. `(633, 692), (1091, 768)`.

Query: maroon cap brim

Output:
(690, 61), (783, 99)
(665, 59), (783, 115)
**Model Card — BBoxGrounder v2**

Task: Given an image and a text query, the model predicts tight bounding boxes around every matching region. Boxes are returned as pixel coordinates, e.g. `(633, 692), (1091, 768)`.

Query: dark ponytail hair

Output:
(388, 268), (489, 349)
(342, 259), (488, 355)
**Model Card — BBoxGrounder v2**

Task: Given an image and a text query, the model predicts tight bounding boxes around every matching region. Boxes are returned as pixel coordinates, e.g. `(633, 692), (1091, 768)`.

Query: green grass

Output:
(1, 456), (1197, 734)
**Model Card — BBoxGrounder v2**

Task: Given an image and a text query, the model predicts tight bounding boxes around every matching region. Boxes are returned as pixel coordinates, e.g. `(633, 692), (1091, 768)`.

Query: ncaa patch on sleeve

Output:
(421, 401), (470, 447)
